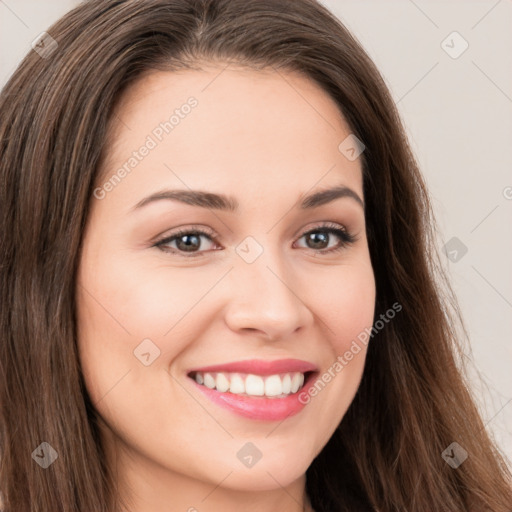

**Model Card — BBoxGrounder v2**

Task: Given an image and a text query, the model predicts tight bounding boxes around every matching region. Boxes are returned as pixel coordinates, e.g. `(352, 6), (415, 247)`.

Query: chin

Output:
(219, 463), (309, 492)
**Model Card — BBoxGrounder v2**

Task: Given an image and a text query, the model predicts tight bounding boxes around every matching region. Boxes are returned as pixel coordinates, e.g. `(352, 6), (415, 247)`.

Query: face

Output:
(76, 64), (376, 505)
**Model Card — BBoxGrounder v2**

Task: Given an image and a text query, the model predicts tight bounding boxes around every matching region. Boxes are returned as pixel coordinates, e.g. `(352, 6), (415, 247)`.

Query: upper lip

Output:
(187, 358), (318, 376)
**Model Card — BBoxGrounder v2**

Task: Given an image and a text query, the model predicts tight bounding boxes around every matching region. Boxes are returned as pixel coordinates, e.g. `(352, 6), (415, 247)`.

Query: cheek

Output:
(292, 259), (375, 447)
(76, 246), (215, 345)
(319, 260), (376, 353)
(75, 243), (225, 409)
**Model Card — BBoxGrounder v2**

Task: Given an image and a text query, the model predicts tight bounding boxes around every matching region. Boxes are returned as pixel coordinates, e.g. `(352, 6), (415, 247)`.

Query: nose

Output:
(223, 246), (313, 341)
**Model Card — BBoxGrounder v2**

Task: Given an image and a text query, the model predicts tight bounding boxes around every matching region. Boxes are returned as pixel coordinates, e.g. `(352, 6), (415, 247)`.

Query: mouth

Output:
(186, 359), (318, 421)
(188, 370), (315, 398)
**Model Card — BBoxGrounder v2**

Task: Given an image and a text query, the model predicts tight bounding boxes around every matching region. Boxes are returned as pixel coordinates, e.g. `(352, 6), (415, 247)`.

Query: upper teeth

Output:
(193, 372), (305, 397)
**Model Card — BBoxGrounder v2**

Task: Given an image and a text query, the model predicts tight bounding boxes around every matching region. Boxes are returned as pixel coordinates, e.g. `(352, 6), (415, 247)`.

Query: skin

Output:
(76, 63), (376, 512)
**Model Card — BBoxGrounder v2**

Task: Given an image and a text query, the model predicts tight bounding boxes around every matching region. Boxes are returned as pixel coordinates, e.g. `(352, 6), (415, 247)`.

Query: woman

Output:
(0, 0), (510, 511)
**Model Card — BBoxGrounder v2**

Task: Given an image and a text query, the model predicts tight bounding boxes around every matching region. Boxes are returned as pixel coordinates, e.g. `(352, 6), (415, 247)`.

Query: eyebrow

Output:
(130, 184), (364, 213)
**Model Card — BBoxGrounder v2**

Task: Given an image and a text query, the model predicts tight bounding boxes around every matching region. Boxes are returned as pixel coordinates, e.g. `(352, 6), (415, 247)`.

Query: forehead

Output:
(97, 65), (363, 211)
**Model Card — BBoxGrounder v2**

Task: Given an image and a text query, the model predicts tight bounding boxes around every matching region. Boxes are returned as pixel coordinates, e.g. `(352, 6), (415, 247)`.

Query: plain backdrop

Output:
(1, 0), (511, 464)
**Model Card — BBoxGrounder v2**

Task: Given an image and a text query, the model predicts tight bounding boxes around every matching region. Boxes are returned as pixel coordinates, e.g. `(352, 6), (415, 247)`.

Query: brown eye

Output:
(155, 228), (217, 256)
(295, 225), (356, 254)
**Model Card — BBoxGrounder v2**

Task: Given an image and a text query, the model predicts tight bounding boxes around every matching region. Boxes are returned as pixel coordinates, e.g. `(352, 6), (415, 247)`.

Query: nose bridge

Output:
(224, 236), (311, 339)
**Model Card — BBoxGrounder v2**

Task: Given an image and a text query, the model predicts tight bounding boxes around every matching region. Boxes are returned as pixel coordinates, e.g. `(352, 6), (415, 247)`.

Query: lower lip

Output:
(190, 373), (318, 421)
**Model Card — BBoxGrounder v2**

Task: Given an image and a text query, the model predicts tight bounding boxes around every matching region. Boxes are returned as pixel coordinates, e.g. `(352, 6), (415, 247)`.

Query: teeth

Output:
(215, 373), (230, 392)
(192, 371), (307, 397)
(291, 373), (304, 393)
(282, 374), (291, 394)
(264, 375), (282, 397)
(229, 374), (245, 394)
(245, 374), (265, 396)
(203, 373), (216, 389)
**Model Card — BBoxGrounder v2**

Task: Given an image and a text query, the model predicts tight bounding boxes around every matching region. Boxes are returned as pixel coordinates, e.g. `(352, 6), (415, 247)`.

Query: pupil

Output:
(177, 234), (200, 251)
(308, 232), (328, 249)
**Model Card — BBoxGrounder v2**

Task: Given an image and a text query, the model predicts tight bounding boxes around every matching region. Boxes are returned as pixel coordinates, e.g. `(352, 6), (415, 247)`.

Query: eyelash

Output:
(153, 222), (357, 258)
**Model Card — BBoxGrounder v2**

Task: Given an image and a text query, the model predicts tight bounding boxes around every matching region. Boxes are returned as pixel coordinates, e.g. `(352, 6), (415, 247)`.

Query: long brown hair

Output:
(1, 1), (510, 510)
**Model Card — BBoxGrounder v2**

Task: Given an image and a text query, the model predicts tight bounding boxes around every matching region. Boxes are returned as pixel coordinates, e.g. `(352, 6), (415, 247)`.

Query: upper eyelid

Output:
(156, 222), (348, 240)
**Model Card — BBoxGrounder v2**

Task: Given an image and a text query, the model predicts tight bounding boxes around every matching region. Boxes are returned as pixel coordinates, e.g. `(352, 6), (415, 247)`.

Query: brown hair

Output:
(1, 0), (510, 510)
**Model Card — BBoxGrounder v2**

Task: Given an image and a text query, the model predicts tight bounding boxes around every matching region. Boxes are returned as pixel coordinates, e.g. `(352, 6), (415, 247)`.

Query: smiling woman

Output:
(0, 1), (510, 512)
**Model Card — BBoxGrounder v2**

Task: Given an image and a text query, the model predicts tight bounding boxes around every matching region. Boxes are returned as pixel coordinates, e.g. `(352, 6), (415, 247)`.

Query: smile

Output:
(187, 359), (318, 421)
(191, 371), (307, 397)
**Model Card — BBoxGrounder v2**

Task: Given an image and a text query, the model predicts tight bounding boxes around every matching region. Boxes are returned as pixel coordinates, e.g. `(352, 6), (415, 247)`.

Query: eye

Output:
(153, 222), (357, 257)
(294, 222), (357, 254)
(154, 227), (218, 257)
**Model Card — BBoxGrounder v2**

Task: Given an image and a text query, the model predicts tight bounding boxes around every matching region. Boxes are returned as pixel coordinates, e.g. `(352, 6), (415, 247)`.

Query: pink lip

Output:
(187, 359), (319, 421)
(188, 358), (317, 376)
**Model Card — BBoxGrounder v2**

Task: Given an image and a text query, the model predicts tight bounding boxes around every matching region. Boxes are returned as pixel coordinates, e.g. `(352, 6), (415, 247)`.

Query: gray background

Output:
(1, 0), (510, 464)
